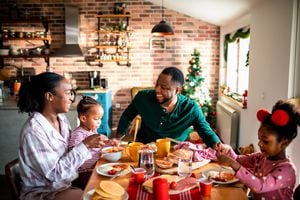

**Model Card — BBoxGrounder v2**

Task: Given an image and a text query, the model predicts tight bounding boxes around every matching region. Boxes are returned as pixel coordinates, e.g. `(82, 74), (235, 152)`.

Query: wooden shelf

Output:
(96, 30), (133, 34)
(95, 59), (129, 62)
(0, 55), (50, 58)
(1, 37), (51, 41)
(96, 14), (130, 18)
(95, 45), (129, 49)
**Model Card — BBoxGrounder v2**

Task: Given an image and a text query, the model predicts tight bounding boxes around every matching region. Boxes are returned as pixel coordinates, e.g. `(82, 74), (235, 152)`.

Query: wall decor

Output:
(149, 37), (166, 50)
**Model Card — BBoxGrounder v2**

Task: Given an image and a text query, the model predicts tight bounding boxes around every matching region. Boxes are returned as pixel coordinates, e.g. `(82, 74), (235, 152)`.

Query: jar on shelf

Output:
(25, 32), (32, 38)
(2, 30), (9, 38)
(18, 32), (24, 38)
(9, 30), (16, 38)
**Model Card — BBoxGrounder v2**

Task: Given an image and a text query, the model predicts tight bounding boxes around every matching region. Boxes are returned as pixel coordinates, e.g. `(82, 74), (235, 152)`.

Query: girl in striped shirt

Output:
(69, 96), (113, 189)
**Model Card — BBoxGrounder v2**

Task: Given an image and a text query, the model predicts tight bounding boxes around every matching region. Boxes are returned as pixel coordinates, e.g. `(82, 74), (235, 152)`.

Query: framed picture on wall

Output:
(149, 37), (166, 50)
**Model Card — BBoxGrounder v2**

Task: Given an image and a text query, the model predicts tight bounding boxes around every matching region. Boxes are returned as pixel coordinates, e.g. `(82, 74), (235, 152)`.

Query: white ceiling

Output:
(147, 0), (265, 26)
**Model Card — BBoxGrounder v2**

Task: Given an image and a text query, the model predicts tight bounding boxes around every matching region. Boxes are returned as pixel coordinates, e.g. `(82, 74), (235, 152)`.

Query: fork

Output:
(109, 168), (126, 180)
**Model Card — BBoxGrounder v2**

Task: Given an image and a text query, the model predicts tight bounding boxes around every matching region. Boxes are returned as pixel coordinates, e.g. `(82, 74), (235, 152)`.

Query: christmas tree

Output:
(182, 48), (216, 127)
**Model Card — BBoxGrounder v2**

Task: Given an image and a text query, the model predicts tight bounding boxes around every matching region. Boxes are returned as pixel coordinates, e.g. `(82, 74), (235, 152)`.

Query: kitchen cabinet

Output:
(94, 13), (132, 67)
(76, 89), (112, 137)
(0, 17), (51, 71)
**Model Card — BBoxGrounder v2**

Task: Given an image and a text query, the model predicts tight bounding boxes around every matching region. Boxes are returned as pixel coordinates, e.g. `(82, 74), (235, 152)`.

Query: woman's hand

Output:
(216, 152), (241, 171)
(82, 134), (106, 148)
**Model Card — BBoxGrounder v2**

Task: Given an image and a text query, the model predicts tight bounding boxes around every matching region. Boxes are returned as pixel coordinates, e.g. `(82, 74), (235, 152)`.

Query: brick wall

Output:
(0, 0), (220, 128)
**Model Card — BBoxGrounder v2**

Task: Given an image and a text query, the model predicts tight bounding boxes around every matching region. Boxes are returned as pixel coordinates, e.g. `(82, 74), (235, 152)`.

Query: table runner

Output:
(127, 174), (202, 200)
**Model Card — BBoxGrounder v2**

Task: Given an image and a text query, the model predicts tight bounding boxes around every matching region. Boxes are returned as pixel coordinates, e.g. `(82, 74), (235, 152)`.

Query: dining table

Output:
(82, 148), (248, 200)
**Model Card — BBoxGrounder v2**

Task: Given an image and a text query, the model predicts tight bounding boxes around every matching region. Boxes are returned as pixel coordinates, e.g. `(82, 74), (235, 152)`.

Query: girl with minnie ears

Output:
(217, 100), (299, 200)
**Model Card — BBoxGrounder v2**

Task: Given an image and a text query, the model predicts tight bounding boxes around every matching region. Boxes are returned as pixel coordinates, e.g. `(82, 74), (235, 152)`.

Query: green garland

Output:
(224, 28), (250, 62)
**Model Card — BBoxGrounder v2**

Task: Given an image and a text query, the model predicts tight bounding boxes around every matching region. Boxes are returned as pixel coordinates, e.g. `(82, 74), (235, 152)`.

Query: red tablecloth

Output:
(127, 174), (202, 200)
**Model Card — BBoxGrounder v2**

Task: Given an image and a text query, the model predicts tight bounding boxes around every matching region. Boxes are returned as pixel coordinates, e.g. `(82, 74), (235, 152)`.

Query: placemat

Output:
(127, 174), (202, 200)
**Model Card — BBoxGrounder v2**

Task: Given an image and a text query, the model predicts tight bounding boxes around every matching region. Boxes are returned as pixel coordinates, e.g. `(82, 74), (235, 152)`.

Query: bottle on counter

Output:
(0, 87), (3, 103)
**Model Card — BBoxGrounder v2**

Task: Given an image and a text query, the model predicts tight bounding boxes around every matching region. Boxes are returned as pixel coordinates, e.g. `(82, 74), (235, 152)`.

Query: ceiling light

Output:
(151, 0), (174, 36)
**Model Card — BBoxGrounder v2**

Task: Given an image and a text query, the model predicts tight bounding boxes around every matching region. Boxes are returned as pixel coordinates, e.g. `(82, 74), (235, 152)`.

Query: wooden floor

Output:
(0, 175), (12, 200)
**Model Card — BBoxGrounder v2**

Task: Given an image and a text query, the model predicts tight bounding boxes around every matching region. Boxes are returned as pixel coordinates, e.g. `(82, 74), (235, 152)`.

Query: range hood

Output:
(53, 6), (83, 57)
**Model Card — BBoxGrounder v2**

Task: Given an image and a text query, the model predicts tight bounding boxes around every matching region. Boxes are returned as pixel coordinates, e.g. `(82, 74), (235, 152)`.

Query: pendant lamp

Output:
(151, 0), (174, 36)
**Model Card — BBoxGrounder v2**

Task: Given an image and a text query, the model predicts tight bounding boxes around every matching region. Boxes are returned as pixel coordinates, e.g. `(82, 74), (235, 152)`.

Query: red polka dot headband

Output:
(257, 109), (289, 126)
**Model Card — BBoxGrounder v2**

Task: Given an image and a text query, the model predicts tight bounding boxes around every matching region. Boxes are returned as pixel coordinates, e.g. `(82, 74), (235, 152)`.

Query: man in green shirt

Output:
(117, 67), (221, 148)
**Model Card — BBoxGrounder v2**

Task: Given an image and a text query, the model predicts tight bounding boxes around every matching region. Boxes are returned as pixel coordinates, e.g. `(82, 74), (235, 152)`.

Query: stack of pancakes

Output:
(91, 180), (126, 200)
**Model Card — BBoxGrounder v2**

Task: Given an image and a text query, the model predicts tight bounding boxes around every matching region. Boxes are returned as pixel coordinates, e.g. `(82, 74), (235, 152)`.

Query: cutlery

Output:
(130, 165), (136, 172)
(109, 169), (126, 180)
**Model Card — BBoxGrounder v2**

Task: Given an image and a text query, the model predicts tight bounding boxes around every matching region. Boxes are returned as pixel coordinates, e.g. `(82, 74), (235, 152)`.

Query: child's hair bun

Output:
(271, 110), (289, 126)
(257, 109), (269, 122)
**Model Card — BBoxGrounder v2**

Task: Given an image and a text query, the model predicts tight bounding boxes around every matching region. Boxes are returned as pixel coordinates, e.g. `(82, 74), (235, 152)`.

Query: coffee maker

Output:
(89, 71), (100, 89)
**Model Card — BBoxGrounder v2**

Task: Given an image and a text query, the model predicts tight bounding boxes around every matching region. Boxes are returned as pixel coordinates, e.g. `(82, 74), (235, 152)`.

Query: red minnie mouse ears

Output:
(256, 109), (289, 126)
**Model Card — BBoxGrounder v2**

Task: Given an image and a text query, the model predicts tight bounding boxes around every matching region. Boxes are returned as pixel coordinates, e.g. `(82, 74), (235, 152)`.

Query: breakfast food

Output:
(155, 149), (193, 169)
(208, 171), (235, 182)
(91, 181), (125, 200)
(155, 159), (173, 169)
(112, 164), (129, 171)
(102, 146), (123, 153)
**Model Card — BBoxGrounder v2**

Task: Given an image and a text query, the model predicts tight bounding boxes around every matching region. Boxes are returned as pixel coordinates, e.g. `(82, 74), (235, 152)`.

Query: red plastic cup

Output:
(200, 178), (213, 196)
(132, 168), (145, 184)
(153, 178), (169, 200)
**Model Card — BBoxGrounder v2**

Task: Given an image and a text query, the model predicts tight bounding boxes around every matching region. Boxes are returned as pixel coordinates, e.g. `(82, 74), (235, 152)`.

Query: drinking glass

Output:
(139, 149), (155, 179)
(177, 151), (193, 177)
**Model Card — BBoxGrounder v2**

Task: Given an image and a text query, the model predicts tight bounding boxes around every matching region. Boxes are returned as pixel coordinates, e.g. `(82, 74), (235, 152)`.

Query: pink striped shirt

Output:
(68, 126), (108, 172)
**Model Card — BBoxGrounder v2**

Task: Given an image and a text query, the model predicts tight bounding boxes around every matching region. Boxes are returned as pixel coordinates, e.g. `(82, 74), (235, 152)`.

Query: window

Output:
(223, 28), (250, 104)
(227, 37), (250, 94)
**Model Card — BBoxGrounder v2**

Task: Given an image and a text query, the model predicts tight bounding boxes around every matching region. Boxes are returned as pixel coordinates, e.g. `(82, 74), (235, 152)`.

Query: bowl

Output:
(101, 146), (124, 162)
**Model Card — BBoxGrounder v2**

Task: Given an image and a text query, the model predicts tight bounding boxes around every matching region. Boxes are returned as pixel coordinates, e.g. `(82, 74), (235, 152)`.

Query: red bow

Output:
(256, 109), (289, 126)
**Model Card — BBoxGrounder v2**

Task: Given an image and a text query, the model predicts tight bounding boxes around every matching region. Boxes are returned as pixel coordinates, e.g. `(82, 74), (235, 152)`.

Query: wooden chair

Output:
(128, 87), (153, 141)
(5, 158), (21, 200)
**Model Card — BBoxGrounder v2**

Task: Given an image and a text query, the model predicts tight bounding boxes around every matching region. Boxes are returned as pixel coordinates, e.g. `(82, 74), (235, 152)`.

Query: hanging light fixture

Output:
(151, 0), (174, 36)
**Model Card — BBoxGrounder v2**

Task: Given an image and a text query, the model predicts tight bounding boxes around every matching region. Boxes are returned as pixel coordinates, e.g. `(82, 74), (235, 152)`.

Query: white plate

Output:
(96, 162), (131, 177)
(83, 189), (129, 200)
(202, 167), (239, 184)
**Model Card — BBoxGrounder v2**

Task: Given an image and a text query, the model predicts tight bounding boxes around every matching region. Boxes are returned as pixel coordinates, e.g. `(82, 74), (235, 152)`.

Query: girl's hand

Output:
(82, 134), (105, 148)
(216, 152), (241, 171)
(213, 143), (232, 154)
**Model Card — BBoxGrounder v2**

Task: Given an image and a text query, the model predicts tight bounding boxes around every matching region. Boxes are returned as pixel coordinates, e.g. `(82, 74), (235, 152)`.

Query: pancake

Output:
(99, 180), (125, 197)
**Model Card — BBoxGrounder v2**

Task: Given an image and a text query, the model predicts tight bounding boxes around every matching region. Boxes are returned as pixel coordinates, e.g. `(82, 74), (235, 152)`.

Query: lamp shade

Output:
(151, 20), (174, 36)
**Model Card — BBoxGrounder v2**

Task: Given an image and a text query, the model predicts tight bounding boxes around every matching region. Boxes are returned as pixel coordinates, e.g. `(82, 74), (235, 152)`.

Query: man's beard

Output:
(159, 95), (173, 106)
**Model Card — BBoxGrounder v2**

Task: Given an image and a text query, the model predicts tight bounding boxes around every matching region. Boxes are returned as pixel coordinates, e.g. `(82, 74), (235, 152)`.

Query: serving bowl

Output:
(101, 146), (124, 162)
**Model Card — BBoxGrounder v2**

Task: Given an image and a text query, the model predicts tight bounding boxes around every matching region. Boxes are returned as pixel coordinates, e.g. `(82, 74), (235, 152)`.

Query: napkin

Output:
(174, 142), (217, 161)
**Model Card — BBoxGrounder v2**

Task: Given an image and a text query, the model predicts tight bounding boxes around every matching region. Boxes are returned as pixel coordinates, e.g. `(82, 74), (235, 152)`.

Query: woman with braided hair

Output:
(217, 100), (299, 200)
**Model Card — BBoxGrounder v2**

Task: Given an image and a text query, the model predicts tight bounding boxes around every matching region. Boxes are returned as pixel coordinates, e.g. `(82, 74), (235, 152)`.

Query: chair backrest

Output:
(129, 87), (153, 141)
(130, 86), (153, 100)
(5, 158), (21, 200)
(294, 184), (300, 200)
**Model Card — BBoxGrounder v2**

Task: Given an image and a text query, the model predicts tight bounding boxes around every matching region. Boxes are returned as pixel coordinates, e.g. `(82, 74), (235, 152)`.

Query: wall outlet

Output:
(115, 103), (121, 109)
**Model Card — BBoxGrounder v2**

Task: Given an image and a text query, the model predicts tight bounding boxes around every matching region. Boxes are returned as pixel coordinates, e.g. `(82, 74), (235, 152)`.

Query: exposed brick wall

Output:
(0, 0), (220, 128)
